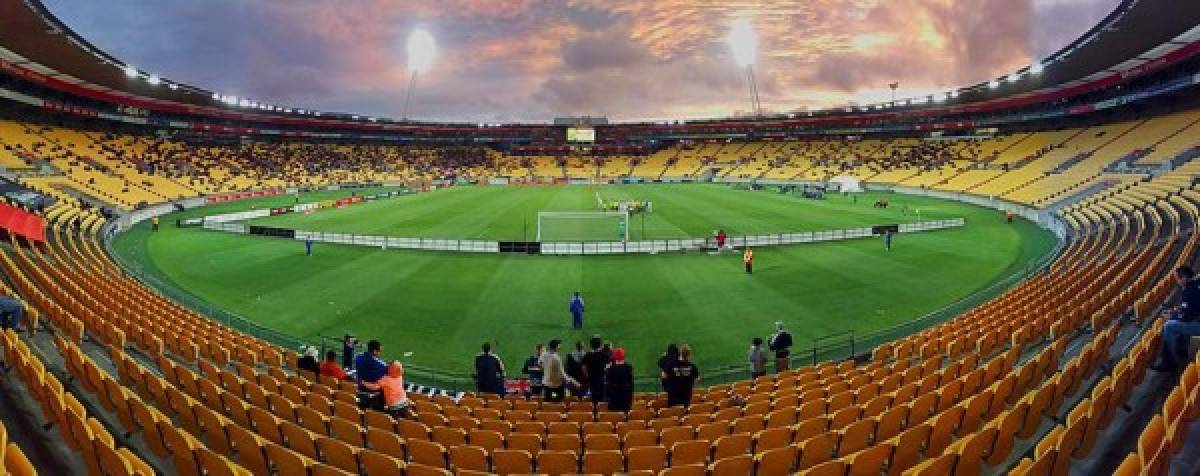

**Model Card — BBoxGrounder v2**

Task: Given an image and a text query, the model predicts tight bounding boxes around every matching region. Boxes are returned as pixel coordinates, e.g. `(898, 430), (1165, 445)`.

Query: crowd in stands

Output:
(291, 323), (800, 423)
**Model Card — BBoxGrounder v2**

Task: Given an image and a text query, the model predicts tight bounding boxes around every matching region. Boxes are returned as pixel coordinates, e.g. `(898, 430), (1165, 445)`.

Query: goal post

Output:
(537, 211), (630, 242)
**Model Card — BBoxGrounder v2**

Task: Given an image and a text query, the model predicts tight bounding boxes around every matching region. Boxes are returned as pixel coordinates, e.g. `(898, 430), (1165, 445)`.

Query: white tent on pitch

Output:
(829, 176), (864, 193)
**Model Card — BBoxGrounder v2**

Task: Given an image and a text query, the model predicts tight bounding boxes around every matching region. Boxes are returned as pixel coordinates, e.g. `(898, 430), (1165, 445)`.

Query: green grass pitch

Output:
(113, 184), (1056, 385)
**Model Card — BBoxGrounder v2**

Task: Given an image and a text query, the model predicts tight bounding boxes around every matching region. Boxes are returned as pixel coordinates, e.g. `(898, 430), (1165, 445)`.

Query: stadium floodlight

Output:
(727, 17), (757, 68)
(988, 80), (1000, 89)
(402, 28), (436, 120)
(147, 74), (161, 85)
(727, 17), (762, 117)
(123, 65), (138, 78)
(1030, 62), (1044, 74)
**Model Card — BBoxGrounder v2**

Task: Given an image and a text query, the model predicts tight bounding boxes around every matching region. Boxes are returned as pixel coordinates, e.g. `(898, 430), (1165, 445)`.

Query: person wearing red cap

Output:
(604, 347), (634, 412)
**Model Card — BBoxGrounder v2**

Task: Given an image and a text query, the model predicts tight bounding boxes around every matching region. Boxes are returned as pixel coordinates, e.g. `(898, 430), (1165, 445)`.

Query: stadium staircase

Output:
(1044, 178), (1128, 213)
(1105, 150), (1153, 173)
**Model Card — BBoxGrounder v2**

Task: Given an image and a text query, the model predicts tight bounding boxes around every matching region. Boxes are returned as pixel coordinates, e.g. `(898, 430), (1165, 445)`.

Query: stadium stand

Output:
(1, 0), (1200, 473)
(0, 118), (1195, 474)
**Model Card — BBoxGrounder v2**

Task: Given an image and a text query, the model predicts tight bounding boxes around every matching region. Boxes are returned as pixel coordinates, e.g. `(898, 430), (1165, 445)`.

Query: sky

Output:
(43, 0), (1122, 122)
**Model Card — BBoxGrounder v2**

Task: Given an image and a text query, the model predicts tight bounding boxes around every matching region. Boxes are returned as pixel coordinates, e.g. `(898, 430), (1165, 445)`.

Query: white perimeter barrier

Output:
(199, 217), (965, 255)
(539, 218), (965, 255)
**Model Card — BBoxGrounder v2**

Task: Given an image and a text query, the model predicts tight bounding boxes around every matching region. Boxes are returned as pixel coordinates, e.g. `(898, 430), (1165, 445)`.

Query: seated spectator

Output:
(0, 295), (24, 332)
(364, 361), (411, 418)
(355, 340), (388, 388)
(297, 346), (320, 375)
(1153, 266), (1200, 372)
(319, 350), (348, 380)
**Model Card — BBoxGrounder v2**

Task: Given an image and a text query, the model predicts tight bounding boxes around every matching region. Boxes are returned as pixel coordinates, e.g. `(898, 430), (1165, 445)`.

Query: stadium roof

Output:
(0, 0), (1198, 133)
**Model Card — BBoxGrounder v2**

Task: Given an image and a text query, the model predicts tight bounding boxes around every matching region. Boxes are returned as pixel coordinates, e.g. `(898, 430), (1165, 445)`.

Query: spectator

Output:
(355, 340), (388, 388)
(0, 295), (24, 332)
(665, 345), (699, 407)
(319, 350), (348, 380)
(540, 340), (577, 402)
(567, 341), (587, 397)
(1153, 266), (1200, 372)
(658, 343), (679, 392)
(365, 361), (411, 418)
(768, 322), (793, 373)
(582, 336), (611, 403)
(748, 337), (768, 379)
(522, 344), (545, 397)
(474, 342), (506, 396)
(605, 348), (634, 412)
(297, 346), (320, 375)
(342, 334), (357, 370)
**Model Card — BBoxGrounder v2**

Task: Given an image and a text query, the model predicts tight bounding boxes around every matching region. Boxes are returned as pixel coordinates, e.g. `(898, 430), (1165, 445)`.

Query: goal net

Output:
(537, 211), (630, 242)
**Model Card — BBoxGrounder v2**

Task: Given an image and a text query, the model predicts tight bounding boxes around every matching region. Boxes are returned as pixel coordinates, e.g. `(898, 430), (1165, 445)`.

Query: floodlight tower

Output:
(402, 28), (436, 120)
(727, 17), (761, 117)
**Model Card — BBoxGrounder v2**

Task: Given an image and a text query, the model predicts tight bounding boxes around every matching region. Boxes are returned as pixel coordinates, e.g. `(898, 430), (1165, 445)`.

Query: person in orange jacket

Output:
(743, 247), (754, 274)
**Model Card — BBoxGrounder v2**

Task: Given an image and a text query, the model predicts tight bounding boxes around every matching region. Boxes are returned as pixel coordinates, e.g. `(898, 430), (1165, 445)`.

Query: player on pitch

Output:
(743, 247), (754, 275)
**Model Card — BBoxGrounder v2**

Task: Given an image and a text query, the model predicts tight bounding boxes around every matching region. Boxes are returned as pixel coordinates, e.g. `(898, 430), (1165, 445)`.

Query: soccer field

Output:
(248, 183), (969, 240)
(113, 184), (1057, 386)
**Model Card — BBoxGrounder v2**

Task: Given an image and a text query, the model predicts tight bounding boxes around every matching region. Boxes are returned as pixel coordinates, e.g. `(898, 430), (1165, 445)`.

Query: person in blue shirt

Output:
(570, 292), (585, 329)
(0, 295), (24, 331)
(1153, 266), (1200, 372)
(305, 237), (314, 256)
(884, 229), (894, 251)
(354, 340), (388, 388)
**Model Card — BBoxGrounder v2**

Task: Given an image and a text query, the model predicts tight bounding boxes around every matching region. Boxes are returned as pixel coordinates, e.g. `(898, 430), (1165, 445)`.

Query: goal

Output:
(537, 211), (630, 242)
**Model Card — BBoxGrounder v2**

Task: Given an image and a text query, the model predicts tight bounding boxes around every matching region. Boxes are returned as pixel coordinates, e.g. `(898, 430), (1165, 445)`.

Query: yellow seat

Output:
(492, 449), (532, 475)
(448, 444), (488, 473)
(796, 432), (835, 471)
(5, 443), (37, 476)
(707, 454), (753, 475)
(582, 449), (624, 474)
(407, 439), (448, 468)
(359, 449), (406, 475)
(627, 445), (667, 472)
(536, 449), (578, 475)
(753, 445), (797, 474)
(317, 437), (360, 473)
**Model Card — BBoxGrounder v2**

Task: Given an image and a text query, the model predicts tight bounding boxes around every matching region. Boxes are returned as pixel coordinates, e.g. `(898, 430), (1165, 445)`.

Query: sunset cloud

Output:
(43, 0), (1120, 121)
